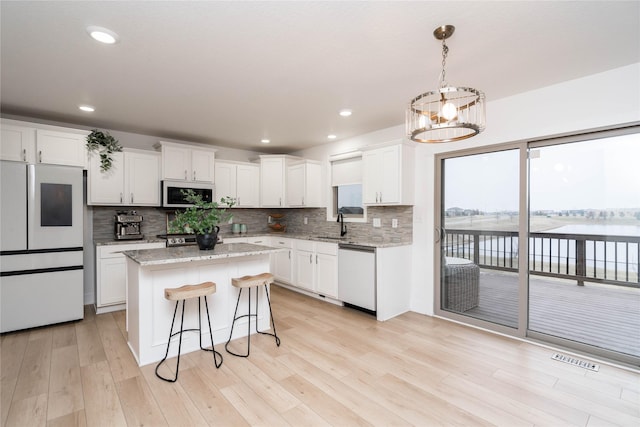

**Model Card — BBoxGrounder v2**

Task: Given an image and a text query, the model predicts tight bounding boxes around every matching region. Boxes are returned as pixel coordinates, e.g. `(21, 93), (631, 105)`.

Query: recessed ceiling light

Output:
(87, 26), (119, 44)
(339, 109), (352, 117)
(261, 139), (270, 144)
(327, 134), (337, 140)
(78, 105), (95, 112)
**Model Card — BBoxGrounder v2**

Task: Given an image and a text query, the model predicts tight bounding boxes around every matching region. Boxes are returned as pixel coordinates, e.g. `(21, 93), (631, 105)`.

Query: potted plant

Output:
(170, 190), (236, 250)
(86, 129), (123, 172)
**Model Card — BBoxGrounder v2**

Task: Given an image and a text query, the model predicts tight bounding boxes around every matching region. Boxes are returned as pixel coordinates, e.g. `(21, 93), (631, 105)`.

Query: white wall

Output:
(295, 63), (640, 317)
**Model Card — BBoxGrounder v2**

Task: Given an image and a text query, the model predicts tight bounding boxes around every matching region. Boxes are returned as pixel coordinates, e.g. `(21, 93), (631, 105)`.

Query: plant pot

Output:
(196, 226), (220, 250)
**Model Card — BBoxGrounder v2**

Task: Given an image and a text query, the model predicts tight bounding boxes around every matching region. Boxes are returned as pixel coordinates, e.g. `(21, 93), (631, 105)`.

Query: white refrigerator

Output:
(0, 161), (84, 333)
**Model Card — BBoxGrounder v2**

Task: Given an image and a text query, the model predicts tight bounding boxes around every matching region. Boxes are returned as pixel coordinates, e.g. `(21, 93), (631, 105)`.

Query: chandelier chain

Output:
(440, 37), (449, 88)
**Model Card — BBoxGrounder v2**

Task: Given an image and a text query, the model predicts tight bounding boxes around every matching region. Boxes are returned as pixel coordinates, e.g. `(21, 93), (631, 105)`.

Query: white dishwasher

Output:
(338, 243), (376, 313)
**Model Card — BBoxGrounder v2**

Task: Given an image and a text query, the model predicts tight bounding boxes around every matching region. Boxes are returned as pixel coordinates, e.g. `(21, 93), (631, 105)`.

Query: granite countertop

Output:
(96, 233), (410, 248)
(94, 237), (166, 246)
(122, 242), (284, 266)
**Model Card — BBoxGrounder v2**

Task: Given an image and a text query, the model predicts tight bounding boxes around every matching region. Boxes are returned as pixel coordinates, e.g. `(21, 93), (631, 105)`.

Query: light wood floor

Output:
(2, 285), (639, 426)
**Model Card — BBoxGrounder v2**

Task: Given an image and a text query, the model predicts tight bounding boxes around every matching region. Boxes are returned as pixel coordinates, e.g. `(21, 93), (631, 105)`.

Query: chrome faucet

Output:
(337, 212), (347, 237)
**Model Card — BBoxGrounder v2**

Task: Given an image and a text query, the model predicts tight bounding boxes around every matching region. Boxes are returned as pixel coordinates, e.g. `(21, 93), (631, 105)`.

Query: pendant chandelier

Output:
(406, 25), (486, 143)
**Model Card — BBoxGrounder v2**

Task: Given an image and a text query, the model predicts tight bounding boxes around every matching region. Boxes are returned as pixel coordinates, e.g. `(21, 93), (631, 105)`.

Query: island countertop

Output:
(122, 242), (283, 266)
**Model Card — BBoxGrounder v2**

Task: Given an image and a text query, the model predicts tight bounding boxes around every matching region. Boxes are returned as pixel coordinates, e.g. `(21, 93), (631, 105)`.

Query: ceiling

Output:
(1, 1), (638, 153)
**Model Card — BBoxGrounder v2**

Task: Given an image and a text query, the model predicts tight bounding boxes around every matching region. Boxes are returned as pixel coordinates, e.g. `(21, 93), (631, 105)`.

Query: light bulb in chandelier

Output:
(441, 101), (457, 121)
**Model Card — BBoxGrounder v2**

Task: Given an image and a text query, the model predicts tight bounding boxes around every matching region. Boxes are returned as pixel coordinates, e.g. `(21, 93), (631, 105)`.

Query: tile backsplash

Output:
(92, 205), (412, 243)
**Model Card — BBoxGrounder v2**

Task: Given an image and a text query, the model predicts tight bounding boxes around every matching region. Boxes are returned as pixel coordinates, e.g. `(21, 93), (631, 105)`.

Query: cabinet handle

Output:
(193, 170), (196, 180)
(288, 250), (291, 259)
(120, 193), (123, 203)
(279, 197), (282, 206)
(38, 150), (42, 163)
(184, 170), (187, 180)
(379, 192), (382, 203)
(302, 196), (304, 206)
(22, 148), (26, 162)
(316, 254), (318, 264)
(131, 193), (134, 203)
(237, 197), (240, 205)
(309, 254), (312, 263)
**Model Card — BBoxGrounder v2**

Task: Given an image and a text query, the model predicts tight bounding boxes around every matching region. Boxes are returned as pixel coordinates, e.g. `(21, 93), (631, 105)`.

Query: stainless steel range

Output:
(156, 233), (197, 247)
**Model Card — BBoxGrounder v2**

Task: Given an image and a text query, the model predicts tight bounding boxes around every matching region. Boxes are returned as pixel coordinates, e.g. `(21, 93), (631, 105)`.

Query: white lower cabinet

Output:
(315, 242), (339, 298)
(294, 240), (316, 291)
(293, 240), (338, 298)
(95, 242), (165, 314)
(270, 237), (293, 284)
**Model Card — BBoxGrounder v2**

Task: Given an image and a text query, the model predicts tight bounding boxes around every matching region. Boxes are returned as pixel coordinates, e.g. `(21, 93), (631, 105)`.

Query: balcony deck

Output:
(455, 270), (640, 357)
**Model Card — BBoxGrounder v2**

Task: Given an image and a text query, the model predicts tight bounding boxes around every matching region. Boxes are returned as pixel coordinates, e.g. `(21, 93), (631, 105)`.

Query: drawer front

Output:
(271, 237), (293, 248)
(315, 242), (338, 256)
(295, 239), (315, 252)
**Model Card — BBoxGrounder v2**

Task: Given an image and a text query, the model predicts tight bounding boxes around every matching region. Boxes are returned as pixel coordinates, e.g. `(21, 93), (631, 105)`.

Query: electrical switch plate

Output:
(373, 218), (381, 228)
(304, 217), (308, 225)
(392, 219), (398, 228)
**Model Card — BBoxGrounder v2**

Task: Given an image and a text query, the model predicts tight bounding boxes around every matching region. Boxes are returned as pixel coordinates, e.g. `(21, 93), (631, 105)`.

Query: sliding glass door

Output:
(435, 127), (640, 365)
(528, 132), (640, 362)
(437, 148), (523, 330)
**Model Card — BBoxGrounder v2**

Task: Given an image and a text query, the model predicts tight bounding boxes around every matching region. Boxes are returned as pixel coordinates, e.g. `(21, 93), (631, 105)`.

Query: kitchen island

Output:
(123, 242), (282, 366)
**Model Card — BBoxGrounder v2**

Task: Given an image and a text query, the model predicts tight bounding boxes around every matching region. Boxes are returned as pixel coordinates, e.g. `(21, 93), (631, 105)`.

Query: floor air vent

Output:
(551, 353), (599, 371)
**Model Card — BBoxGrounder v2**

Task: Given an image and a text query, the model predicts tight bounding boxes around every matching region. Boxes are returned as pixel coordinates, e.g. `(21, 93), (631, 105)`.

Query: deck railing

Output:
(444, 229), (640, 288)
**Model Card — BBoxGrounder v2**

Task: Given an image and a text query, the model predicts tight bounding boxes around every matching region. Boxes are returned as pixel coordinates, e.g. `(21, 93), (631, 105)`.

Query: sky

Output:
(444, 132), (640, 212)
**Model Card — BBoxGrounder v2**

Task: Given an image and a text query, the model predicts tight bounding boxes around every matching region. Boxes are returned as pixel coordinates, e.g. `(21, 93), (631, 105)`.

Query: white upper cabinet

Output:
(362, 142), (414, 206)
(214, 160), (259, 207)
(89, 151), (125, 204)
(235, 163), (259, 207)
(156, 141), (216, 183)
(126, 150), (161, 205)
(0, 122), (35, 162)
(35, 129), (88, 168)
(88, 149), (160, 206)
(1, 119), (88, 167)
(287, 160), (322, 207)
(259, 155), (302, 207)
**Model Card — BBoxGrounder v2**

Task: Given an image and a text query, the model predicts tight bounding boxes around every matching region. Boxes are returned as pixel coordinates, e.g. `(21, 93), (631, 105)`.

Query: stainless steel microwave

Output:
(161, 180), (215, 208)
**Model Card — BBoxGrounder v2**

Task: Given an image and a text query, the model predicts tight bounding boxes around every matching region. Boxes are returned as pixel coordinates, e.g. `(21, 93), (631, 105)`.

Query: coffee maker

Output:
(114, 210), (144, 240)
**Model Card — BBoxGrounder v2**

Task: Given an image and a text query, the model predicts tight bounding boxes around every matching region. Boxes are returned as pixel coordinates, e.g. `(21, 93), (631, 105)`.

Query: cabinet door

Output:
(305, 162), (322, 207)
(126, 152), (160, 205)
(0, 124), (34, 162)
(362, 150), (381, 204)
(88, 152), (125, 205)
(271, 238), (293, 283)
(162, 145), (191, 180)
(214, 162), (237, 202)
(99, 255), (127, 306)
(191, 149), (215, 182)
(295, 249), (315, 291)
(316, 253), (338, 298)
(379, 145), (401, 204)
(236, 164), (259, 207)
(36, 129), (87, 167)
(260, 158), (285, 207)
(287, 164), (305, 206)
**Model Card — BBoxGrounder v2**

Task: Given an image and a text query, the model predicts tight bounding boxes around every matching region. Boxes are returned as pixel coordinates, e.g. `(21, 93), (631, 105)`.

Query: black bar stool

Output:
(225, 272), (281, 357)
(155, 281), (223, 382)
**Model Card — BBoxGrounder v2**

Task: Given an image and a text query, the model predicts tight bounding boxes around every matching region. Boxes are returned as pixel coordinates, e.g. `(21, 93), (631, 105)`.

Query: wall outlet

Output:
(304, 216), (308, 225)
(392, 218), (398, 228)
(373, 218), (381, 228)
